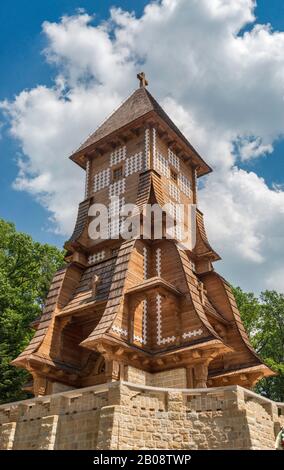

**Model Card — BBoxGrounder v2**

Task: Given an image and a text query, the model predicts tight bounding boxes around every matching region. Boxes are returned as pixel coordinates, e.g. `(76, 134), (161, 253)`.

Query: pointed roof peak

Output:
(73, 86), (152, 155)
(70, 81), (212, 177)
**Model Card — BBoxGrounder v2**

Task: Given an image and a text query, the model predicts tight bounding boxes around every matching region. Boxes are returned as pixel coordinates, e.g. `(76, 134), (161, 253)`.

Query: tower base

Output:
(0, 381), (283, 450)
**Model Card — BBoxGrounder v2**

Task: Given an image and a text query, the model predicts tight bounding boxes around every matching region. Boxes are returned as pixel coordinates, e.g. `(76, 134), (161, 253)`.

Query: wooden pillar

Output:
(186, 367), (194, 389)
(194, 362), (209, 388)
(105, 359), (121, 382)
(32, 375), (49, 397)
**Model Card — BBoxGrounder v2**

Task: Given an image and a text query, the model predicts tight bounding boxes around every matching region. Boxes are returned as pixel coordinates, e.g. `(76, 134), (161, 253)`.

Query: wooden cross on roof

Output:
(137, 72), (149, 88)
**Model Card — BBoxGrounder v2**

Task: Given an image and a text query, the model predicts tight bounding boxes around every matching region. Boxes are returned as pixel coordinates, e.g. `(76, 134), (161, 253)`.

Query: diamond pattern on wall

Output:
(93, 168), (110, 193)
(178, 174), (191, 197)
(165, 201), (183, 222)
(153, 128), (157, 159)
(109, 178), (126, 197)
(85, 159), (90, 199)
(110, 146), (126, 166)
(108, 218), (124, 238)
(168, 149), (180, 170)
(169, 181), (181, 202)
(108, 197), (125, 218)
(145, 128), (150, 170)
(154, 152), (170, 178)
(125, 152), (144, 176)
(88, 250), (106, 265)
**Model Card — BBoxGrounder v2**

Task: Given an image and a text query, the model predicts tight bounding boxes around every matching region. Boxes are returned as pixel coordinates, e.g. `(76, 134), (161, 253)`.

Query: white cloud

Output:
(199, 168), (284, 292)
(236, 136), (273, 160)
(1, 80), (124, 233)
(2, 0), (284, 292)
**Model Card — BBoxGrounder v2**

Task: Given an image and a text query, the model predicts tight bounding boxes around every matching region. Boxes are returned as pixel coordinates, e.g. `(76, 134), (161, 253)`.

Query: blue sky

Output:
(1, 0), (284, 293)
(234, 0), (284, 190)
(0, 1), (148, 247)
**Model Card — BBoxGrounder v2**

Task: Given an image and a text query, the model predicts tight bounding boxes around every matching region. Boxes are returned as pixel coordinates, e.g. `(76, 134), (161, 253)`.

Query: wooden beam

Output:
(130, 128), (141, 137)
(142, 359), (150, 366)
(156, 359), (164, 366)
(192, 350), (201, 359)
(114, 347), (125, 357)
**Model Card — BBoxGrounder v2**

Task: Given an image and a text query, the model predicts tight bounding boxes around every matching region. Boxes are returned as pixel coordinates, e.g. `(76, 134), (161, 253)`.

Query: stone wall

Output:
(0, 381), (283, 450)
(125, 366), (187, 388)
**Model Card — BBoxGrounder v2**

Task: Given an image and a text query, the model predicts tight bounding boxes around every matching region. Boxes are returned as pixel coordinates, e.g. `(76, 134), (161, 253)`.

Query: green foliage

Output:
(233, 287), (284, 402)
(0, 219), (65, 404)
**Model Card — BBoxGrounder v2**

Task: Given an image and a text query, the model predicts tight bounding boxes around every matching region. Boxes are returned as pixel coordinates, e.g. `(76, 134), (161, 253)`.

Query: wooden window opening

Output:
(170, 168), (178, 183)
(112, 165), (123, 182)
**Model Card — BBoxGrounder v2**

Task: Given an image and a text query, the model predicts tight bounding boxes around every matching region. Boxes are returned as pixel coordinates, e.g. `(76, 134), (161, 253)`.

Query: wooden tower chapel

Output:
(12, 74), (274, 397)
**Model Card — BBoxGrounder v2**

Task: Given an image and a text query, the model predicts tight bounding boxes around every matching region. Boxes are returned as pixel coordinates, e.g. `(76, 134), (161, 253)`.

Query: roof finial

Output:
(137, 71), (148, 88)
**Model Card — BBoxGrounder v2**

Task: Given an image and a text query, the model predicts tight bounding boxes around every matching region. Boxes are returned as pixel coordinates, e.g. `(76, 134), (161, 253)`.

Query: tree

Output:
(0, 219), (65, 404)
(233, 286), (284, 402)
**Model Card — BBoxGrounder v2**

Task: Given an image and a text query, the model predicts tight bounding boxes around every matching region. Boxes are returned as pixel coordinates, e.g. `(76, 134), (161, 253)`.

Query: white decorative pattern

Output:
(108, 218), (123, 238)
(182, 328), (203, 340)
(165, 202), (184, 240)
(143, 246), (148, 280)
(165, 202), (176, 240)
(168, 149), (180, 170)
(110, 146), (126, 166)
(166, 201), (183, 222)
(178, 174), (191, 198)
(109, 178), (126, 197)
(88, 250), (105, 265)
(175, 225), (183, 241)
(93, 168), (110, 193)
(153, 128), (157, 159)
(145, 128), (150, 169)
(125, 152), (143, 176)
(154, 152), (170, 178)
(134, 299), (147, 345)
(85, 159), (90, 199)
(112, 324), (128, 337)
(156, 248), (161, 277)
(166, 201), (176, 219)
(108, 197), (125, 218)
(169, 181), (181, 202)
(166, 225), (175, 239)
(176, 204), (183, 222)
(133, 335), (143, 344)
(156, 294), (176, 345)
(143, 299), (147, 344)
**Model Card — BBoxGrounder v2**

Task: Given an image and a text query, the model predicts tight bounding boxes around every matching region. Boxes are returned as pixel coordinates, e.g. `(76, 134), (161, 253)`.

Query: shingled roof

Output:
(76, 87), (153, 153)
(70, 87), (212, 176)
